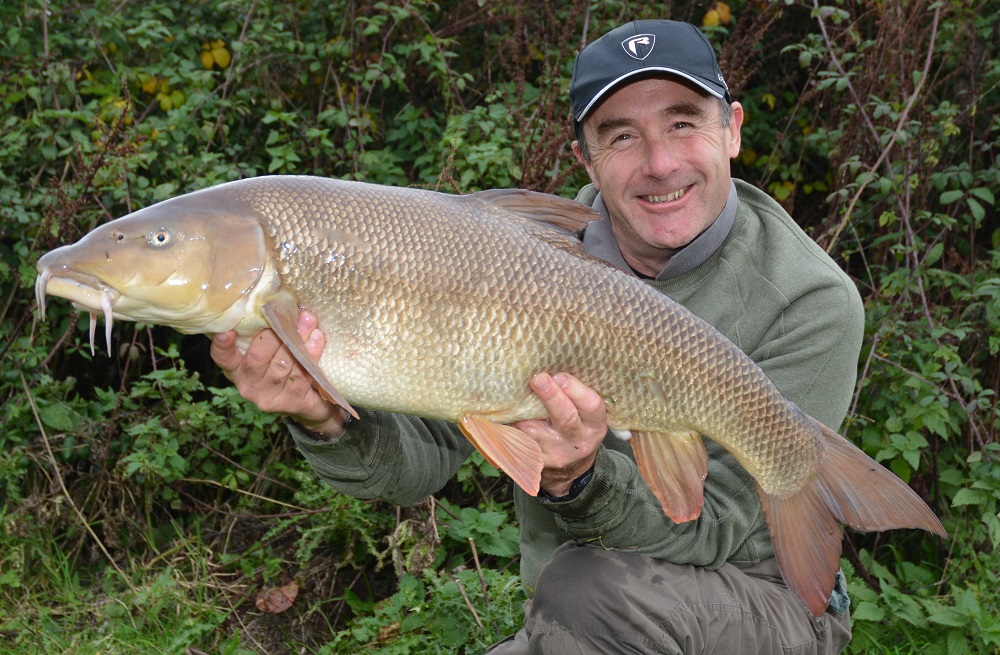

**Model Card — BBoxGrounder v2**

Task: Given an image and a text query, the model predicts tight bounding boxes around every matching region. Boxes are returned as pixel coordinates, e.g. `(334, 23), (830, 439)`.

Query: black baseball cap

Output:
(570, 20), (731, 125)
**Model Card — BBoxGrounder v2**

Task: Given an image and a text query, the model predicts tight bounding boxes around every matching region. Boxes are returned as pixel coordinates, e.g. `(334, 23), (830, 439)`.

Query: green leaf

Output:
(38, 402), (82, 432)
(850, 600), (886, 622)
(951, 488), (988, 506)
(968, 186), (995, 205)
(939, 190), (963, 204)
(967, 196), (985, 223)
(947, 629), (970, 655)
(927, 608), (970, 628)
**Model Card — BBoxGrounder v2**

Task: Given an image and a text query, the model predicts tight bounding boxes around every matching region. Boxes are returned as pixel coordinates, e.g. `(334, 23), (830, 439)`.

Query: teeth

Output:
(644, 189), (684, 203)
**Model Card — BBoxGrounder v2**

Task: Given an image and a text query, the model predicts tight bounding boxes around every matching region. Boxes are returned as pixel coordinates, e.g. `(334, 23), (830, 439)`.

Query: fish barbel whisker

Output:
(84, 290), (115, 357)
(35, 268), (51, 317)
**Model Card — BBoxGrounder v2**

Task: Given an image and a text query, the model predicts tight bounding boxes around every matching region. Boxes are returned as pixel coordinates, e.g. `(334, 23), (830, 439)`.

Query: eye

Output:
(149, 228), (172, 246)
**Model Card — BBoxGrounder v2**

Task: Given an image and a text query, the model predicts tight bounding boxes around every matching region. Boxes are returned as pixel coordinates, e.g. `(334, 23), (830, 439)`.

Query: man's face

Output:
(574, 77), (743, 277)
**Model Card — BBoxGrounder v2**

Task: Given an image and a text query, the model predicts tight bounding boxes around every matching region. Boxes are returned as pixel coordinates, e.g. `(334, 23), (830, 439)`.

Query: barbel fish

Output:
(35, 175), (945, 615)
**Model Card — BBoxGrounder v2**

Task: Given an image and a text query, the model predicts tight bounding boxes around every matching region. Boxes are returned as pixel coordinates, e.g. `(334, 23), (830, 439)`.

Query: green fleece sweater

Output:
(289, 179), (865, 592)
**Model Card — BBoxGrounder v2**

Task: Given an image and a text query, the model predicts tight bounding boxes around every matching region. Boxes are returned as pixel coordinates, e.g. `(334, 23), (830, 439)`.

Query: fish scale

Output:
(36, 174), (945, 616)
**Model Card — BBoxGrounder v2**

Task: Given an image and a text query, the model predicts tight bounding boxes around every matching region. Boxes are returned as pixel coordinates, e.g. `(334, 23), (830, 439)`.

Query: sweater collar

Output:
(582, 181), (737, 281)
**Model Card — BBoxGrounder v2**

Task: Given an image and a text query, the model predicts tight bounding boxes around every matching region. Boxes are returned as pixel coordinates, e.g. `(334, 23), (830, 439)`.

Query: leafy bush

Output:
(1, 0), (996, 653)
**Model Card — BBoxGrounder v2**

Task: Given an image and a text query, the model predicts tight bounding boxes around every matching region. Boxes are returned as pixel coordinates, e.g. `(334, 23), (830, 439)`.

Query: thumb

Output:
(210, 330), (241, 373)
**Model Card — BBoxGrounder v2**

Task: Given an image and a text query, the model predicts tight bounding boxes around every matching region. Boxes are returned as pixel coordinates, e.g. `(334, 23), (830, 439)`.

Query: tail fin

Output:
(760, 422), (946, 616)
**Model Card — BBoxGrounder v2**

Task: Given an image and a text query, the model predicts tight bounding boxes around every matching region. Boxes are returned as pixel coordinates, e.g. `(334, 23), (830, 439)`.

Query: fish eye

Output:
(149, 228), (172, 246)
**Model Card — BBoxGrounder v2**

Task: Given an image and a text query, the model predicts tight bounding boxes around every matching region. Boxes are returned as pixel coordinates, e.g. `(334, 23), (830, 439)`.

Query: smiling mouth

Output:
(642, 187), (686, 204)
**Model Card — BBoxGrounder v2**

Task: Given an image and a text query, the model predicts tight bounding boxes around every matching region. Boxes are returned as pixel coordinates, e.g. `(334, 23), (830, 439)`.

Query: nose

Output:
(642, 136), (679, 179)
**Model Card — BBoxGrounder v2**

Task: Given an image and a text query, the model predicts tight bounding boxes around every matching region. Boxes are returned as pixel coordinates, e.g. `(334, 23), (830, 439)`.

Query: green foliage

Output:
(1, 0), (997, 653)
(324, 568), (523, 654)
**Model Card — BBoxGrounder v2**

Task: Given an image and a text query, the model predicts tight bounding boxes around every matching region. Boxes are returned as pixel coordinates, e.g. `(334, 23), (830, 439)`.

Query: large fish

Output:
(36, 175), (945, 615)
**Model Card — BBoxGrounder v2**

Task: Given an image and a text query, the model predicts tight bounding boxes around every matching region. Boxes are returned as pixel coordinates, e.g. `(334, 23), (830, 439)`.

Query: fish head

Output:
(36, 190), (269, 351)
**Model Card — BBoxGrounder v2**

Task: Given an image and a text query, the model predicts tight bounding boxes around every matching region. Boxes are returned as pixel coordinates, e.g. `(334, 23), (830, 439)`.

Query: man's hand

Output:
(511, 372), (608, 498)
(210, 310), (347, 440)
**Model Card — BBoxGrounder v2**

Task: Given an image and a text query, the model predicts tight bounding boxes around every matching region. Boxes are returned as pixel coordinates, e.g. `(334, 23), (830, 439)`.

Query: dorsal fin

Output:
(468, 189), (601, 234)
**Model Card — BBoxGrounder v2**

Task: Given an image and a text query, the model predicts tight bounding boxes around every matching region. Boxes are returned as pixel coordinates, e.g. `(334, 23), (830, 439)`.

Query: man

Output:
(212, 20), (864, 653)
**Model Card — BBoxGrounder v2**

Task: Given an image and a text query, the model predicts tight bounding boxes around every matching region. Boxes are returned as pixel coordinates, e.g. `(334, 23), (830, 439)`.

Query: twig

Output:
(177, 477), (314, 512)
(19, 371), (134, 590)
(454, 576), (485, 630)
(849, 331), (878, 422)
(822, 2), (941, 254)
(468, 537), (490, 608)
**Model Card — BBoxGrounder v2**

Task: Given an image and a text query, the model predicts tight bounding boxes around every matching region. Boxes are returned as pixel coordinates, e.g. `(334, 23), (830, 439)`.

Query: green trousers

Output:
(486, 543), (852, 654)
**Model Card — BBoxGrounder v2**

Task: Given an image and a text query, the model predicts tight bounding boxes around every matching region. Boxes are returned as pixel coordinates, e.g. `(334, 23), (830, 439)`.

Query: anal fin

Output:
(631, 430), (708, 523)
(260, 291), (359, 420)
(458, 415), (543, 496)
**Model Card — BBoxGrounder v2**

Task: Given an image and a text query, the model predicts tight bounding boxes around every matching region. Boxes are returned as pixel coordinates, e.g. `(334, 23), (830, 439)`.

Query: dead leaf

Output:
(255, 581), (299, 614)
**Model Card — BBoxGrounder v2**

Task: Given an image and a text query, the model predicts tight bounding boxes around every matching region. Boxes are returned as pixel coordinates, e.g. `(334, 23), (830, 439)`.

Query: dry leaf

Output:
(255, 581), (299, 614)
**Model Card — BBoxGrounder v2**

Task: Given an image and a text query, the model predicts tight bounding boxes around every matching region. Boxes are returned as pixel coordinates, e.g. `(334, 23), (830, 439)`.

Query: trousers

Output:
(485, 542), (852, 654)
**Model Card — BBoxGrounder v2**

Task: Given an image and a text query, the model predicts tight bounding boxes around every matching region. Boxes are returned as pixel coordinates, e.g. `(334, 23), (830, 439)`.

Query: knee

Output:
(530, 543), (630, 627)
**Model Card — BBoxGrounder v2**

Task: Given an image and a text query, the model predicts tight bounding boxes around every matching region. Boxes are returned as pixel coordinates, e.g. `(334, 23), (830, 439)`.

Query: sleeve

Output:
(288, 409), (476, 507)
(536, 441), (769, 570)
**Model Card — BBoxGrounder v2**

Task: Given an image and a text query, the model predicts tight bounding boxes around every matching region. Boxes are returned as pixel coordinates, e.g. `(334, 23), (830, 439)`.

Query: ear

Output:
(727, 102), (744, 159)
(572, 141), (600, 191)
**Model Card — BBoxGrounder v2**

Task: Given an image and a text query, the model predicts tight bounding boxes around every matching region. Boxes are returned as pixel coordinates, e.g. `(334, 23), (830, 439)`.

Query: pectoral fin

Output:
(630, 430), (709, 523)
(458, 415), (543, 496)
(260, 291), (359, 420)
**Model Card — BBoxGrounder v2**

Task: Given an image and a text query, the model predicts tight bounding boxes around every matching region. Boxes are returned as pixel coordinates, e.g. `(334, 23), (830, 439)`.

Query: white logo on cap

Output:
(622, 34), (655, 60)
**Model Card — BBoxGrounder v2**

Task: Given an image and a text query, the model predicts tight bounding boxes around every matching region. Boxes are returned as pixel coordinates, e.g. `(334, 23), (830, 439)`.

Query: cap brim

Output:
(575, 67), (728, 122)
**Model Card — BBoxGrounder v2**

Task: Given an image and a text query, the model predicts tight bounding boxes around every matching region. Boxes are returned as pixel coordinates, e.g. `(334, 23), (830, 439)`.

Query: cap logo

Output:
(622, 34), (655, 60)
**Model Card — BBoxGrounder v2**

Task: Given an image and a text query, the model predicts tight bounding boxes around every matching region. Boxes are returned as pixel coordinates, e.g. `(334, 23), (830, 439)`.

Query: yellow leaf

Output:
(716, 2), (732, 23)
(200, 50), (215, 70)
(211, 46), (231, 69)
(741, 149), (758, 166)
(762, 93), (777, 110)
(703, 9), (720, 27)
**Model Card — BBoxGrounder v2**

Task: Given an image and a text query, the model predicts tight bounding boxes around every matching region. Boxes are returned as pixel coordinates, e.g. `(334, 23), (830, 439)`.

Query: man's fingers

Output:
(529, 372), (606, 436)
(551, 373), (606, 427)
(210, 331), (241, 375)
(296, 310), (319, 342)
(241, 329), (285, 377)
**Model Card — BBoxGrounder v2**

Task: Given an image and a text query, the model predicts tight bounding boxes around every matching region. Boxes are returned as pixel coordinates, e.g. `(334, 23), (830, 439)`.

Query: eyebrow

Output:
(594, 102), (708, 137)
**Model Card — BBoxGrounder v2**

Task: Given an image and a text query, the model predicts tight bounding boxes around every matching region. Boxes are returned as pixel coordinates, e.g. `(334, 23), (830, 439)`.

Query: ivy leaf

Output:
(939, 190), (963, 204)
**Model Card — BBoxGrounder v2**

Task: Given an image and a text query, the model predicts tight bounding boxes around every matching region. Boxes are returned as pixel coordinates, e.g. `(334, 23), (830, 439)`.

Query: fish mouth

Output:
(35, 267), (121, 355)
